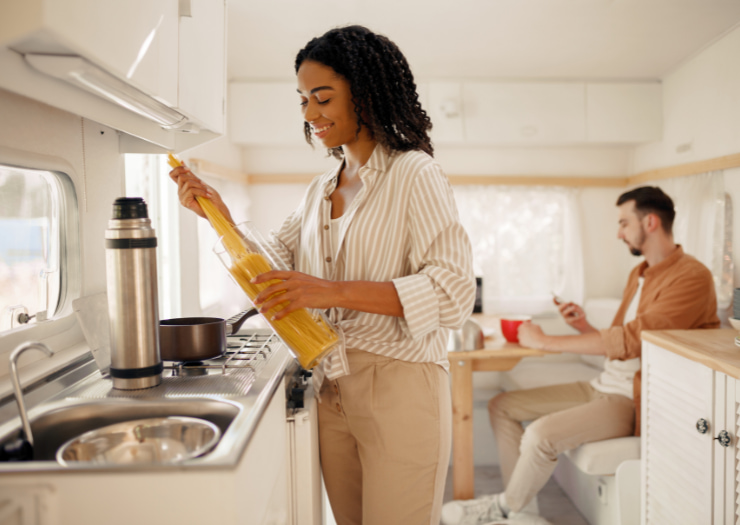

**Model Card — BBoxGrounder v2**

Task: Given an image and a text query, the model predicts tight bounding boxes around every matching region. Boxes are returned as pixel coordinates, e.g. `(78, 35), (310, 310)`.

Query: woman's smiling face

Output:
(297, 60), (372, 151)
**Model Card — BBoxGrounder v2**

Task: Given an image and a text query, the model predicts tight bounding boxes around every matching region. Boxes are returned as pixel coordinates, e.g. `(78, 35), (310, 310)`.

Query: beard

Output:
(626, 226), (647, 257)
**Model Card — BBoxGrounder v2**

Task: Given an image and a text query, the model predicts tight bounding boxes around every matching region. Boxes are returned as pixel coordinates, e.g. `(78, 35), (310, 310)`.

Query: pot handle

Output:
(225, 308), (260, 336)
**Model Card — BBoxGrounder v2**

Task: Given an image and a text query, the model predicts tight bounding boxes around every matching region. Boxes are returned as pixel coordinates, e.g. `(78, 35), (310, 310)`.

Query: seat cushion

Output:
(563, 436), (641, 476)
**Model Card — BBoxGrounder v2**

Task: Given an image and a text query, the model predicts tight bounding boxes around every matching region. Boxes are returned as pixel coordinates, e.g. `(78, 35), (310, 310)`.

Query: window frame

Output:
(0, 160), (81, 354)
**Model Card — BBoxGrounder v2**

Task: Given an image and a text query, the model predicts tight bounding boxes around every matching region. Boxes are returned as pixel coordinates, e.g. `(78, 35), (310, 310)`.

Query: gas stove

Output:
(164, 328), (281, 379)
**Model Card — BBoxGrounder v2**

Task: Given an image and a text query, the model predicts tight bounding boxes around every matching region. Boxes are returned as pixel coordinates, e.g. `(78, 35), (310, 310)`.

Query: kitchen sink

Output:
(0, 398), (240, 462)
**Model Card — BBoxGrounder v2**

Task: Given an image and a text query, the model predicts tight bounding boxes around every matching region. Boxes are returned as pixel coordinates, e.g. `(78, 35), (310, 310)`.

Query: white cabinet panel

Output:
(178, 0), (225, 132)
(462, 82), (586, 144)
(41, 0), (179, 105)
(586, 83), (662, 143)
(229, 82), (306, 145)
(642, 342), (714, 525)
(642, 342), (739, 525)
(427, 82), (465, 144)
(0, 0), (226, 150)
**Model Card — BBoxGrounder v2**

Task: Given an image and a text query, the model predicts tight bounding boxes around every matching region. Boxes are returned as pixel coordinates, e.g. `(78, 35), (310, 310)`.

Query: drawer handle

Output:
(715, 430), (732, 448)
(696, 418), (709, 434)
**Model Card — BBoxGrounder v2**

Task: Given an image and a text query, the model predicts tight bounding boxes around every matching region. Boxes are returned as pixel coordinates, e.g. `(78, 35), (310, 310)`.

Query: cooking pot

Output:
(159, 309), (259, 362)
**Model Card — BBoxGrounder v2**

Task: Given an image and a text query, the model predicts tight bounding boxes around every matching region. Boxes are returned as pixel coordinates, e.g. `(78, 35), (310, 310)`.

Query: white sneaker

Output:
(440, 493), (507, 525)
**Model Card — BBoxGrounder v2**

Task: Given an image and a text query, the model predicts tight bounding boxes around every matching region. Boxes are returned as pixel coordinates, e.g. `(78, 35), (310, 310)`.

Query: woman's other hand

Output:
(251, 271), (339, 320)
(168, 164), (234, 223)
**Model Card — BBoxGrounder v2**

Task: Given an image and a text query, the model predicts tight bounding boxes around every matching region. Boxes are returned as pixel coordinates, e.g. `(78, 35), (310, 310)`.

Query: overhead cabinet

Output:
(463, 82), (587, 144)
(0, 0), (225, 151)
(229, 80), (661, 146)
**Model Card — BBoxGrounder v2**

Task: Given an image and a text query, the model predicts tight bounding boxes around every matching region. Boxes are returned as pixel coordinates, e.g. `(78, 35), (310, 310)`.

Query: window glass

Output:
(454, 185), (583, 315)
(0, 166), (65, 330)
(196, 175), (248, 315)
(124, 155), (181, 319)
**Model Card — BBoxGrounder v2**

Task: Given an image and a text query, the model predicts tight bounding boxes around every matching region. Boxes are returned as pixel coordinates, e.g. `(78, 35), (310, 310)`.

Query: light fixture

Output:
(23, 53), (191, 131)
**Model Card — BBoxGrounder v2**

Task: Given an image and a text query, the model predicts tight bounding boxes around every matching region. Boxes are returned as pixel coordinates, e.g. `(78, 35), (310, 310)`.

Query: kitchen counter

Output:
(0, 330), (297, 524)
(0, 331), (294, 473)
(641, 329), (740, 379)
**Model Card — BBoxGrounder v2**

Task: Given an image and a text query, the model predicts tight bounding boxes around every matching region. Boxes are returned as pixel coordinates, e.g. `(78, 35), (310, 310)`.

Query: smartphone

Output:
(551, 291), (564, 305)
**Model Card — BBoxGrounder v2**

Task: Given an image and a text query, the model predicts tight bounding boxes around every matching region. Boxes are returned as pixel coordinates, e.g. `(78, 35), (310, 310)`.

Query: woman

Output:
(170, 25), (475, 525)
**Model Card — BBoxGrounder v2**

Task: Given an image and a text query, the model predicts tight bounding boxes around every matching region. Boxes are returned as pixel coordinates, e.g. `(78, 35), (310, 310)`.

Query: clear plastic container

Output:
(213, 221), (338, 369)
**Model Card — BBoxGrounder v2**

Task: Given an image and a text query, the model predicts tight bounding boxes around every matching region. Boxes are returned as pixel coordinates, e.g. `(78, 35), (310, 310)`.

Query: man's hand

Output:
(518, 321), (547, 350)
(556, 300), (597, 333)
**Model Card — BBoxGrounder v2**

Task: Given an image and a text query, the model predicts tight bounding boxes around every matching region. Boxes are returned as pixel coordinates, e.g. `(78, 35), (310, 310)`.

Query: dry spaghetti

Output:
(168, 153), (337, 369)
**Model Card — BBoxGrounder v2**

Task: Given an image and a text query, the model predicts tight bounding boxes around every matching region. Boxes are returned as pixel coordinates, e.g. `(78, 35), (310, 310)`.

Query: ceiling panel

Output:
(226, 0), (740, 81)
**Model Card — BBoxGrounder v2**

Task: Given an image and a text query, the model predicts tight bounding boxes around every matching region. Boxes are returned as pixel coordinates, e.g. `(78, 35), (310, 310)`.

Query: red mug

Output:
(500, 316), (531, 343)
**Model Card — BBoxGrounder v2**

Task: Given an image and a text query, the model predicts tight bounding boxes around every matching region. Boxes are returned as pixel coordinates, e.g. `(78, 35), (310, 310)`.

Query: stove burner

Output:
(163, 329), (282, 377)
(177, 361), (208, 377)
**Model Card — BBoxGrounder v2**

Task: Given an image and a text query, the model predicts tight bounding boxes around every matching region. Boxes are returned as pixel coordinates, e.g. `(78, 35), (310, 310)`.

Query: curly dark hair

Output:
(295, 25), (433, 159)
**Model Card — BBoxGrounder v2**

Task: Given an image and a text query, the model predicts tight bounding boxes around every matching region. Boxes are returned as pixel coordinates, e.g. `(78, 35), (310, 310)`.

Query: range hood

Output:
(24, 54), (198, 133)
(0, 0), (225, 153)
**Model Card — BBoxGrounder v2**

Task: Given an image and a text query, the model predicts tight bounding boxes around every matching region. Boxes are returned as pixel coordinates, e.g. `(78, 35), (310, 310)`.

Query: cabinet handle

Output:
(696, 418), (709, 434)
(715, 430), (733, 448)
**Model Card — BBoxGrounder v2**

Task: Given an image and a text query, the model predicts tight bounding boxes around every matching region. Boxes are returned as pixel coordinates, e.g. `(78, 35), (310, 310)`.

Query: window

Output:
(124, 155), (181, 319)
(453, 185), (584, 315)
(658, 171), (733, 310)
(0, 165), (77, 331)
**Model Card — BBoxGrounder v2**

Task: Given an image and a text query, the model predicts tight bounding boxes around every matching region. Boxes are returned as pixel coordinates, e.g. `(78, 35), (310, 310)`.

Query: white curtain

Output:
(453, 185), (584, 315)
(656, 171), (732, 309)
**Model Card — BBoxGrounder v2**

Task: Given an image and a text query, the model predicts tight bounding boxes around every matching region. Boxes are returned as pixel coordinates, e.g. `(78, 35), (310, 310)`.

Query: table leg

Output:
(451, 358), (474, 500)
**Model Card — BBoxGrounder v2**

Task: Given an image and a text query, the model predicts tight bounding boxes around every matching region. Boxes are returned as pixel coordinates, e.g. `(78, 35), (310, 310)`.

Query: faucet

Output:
(9, 342), (53, 447)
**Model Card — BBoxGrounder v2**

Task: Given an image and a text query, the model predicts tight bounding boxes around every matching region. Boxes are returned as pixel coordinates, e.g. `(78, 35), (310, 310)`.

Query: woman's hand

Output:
(252, 271), (339, 320)
(517, 321), (547, 350)
(168, 164), (234, 223)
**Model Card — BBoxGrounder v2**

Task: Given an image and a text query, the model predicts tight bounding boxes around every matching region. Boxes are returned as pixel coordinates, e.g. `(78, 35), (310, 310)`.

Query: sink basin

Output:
(0, 398), (240, 462)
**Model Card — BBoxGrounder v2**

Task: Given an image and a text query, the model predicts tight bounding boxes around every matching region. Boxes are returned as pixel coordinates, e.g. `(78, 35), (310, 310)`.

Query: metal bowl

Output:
(56, 416), (221, 466)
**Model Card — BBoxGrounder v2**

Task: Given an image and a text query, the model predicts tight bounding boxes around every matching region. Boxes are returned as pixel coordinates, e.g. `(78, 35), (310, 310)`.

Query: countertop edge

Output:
(642, 329), (740, 379)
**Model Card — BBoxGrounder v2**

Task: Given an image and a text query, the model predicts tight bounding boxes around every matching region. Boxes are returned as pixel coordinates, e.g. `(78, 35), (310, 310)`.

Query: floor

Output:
(441, 465), (590, 525)
(324, 465), (591, 525)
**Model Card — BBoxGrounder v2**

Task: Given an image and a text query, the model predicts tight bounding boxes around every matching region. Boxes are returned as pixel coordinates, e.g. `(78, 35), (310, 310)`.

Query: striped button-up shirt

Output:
(270, 145), (476, 381)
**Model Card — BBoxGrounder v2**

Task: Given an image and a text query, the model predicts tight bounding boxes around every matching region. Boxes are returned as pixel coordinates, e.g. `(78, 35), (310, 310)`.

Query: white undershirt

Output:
(330, 215), (344, 260)
(590, 277), (644, 399)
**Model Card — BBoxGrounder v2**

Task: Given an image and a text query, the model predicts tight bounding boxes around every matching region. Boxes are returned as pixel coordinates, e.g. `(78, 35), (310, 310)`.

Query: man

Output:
(441, 186), (720, 525)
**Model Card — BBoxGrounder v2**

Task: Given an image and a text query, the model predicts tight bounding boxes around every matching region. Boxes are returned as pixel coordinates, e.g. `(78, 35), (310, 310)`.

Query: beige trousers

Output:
(318, 349), (451, 525)
(488, 381), (634, 512)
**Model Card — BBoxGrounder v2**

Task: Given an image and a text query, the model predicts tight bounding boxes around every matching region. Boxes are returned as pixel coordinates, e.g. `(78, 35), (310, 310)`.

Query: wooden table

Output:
(449, 314), (547, 500)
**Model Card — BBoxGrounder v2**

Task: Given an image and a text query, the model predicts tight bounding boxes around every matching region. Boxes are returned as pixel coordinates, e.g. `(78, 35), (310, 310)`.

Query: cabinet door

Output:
(178, 0), (225, 132)
(731, 376), (740, 525)
(642, 342), (715, 525)
(713, 372), (738, 525)
(44, 0), (179, 104)
(462, 82), (586, 144)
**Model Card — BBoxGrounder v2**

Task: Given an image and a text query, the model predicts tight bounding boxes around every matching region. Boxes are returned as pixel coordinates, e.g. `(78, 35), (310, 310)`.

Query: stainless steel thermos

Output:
(105, 197), (162, 390)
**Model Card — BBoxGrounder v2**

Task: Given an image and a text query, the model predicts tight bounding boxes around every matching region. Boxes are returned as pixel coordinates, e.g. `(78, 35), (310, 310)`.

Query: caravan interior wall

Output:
(0, 89), (122, 378)
(633, 23), (740, 293)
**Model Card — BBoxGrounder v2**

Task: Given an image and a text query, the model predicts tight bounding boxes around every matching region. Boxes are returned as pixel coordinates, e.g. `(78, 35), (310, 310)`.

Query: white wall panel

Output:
(229, 82), (306, 145)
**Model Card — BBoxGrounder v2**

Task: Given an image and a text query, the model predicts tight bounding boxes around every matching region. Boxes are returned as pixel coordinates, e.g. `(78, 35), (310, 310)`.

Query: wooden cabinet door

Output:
(642, 342), (715, 525)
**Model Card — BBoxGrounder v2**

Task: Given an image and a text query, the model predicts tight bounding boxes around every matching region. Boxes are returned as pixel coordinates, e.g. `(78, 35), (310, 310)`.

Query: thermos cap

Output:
(112, 197), (149, 220)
